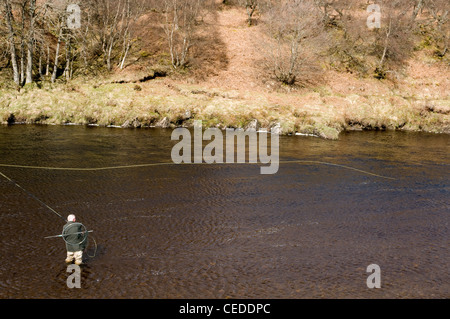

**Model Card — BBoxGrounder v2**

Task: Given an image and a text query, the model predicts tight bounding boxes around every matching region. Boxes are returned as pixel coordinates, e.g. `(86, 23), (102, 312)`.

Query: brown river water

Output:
(0, 125), (448, 298)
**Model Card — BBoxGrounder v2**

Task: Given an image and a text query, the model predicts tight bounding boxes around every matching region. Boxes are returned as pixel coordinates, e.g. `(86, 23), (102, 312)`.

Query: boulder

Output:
(121, 118), (142, 128)
(121, 120), (131, 128)
(157, 117), (170, 128)
(246, 119), (260, 132)
(271, 123), (282, 135)
(179, 110), (191, 121)
(132, 118), (141, 128)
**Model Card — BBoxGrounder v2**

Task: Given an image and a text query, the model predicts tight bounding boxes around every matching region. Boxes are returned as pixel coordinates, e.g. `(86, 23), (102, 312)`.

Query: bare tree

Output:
(91, 0), (125, 72)
(239, 0), (258, 26)
(83, 0), (146, 72)
(44, 1), (68, 84)
(411, 0), (425, 21)
(19, 1), (26, 85)
(118, 0), (147, 70)
(43, 0), (82, 82)
(50, 18), (63, 83)
(321, 0), (420, 78)
(2, 0), (20, 85)
(25, 0), (36, 84)
(163, 0), (203, 69)
(427, 0), (449, 57)
(371, 0), (416, 78)
(1, 0), (444, 88)
(263, 0), (323, 85)
(313, 0), (354, 26)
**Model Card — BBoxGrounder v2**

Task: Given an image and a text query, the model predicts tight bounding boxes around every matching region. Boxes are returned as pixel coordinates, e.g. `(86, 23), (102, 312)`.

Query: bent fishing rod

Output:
(0, 170), (67, 222)
(0, 170), (94, 238)
(45, 230), (94, 239)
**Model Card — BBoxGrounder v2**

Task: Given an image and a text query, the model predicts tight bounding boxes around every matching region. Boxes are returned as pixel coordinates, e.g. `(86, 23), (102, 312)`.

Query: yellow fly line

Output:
(0, 161), (396, 180)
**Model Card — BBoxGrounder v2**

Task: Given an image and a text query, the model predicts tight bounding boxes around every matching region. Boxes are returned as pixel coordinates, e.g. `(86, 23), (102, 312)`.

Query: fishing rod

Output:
(0, 170), (67, 222)
(44, 230), (94, 239)
(0, 170), (97, 257)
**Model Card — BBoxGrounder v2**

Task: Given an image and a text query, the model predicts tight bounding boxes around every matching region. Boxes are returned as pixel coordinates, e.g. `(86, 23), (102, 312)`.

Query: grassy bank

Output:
(0, 76), (449, 140)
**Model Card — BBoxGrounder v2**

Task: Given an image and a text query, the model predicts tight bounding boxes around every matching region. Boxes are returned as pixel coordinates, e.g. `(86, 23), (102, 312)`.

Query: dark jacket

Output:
(63, 222), (88, 252)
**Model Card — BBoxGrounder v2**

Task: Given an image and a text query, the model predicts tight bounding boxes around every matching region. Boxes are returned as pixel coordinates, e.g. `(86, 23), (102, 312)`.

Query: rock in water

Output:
(271, 123), (282, 135)
(246, 119), (260, 132)
(121, 120), (131, 128)
(157, 117), (170, 128)
(132, 119), (141, 128)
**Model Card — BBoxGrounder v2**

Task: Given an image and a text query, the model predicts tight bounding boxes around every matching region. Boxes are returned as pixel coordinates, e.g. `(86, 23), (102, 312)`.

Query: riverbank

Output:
(1, 4), (449, 140)
(0, 72), (449, 140)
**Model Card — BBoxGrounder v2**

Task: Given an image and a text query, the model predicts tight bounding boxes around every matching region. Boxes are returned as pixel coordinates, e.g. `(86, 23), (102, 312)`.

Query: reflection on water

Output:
(0, 126), (448, 298)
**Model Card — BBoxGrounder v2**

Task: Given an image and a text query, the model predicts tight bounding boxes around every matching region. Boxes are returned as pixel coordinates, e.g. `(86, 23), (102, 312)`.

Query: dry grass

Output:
(1, 74), (449, 140)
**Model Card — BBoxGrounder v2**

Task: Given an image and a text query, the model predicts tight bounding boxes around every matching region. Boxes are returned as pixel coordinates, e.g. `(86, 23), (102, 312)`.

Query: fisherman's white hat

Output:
(67, 214), (76, 222)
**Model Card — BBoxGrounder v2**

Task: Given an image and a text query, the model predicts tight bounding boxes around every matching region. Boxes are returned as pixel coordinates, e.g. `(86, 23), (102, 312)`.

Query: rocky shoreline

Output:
(4, 115), (450, 141)
(1, 80), (449, 140)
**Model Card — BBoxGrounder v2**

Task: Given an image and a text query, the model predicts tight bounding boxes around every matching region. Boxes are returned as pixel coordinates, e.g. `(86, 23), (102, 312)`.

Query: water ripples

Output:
(0, 127), (448, 298)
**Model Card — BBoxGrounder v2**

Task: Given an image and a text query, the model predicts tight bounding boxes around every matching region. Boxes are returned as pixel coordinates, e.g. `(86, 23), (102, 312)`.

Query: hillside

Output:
(0, 1), (449, 139)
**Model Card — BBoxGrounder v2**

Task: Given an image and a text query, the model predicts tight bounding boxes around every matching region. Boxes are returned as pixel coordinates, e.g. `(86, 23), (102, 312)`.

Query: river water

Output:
(0, 125), (448, 298)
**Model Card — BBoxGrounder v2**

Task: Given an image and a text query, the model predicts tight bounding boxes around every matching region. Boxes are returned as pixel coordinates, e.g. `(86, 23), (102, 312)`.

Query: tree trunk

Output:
(19, 3), (25, 86)
(64, 38), (71, 80)
(2, 0), (20, 85)
(379, 18), (392, 69)
(20, 40), (25, 85)
(412, 0), (424, 21)
(246, 2), (257, 26)
(51, 25), (63, 83)
(38, 47), (42, 78)
(46, 45), (50, 76)
(26, 0), (37, 84)
(119, 41), (130, 69)
(25, 40), (33, 84)
(70, 59), (73, 79)
(107, 42), (113, 71)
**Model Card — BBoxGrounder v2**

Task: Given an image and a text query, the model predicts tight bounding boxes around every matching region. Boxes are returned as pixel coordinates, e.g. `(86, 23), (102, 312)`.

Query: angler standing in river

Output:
(63, 214), (88, 265)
